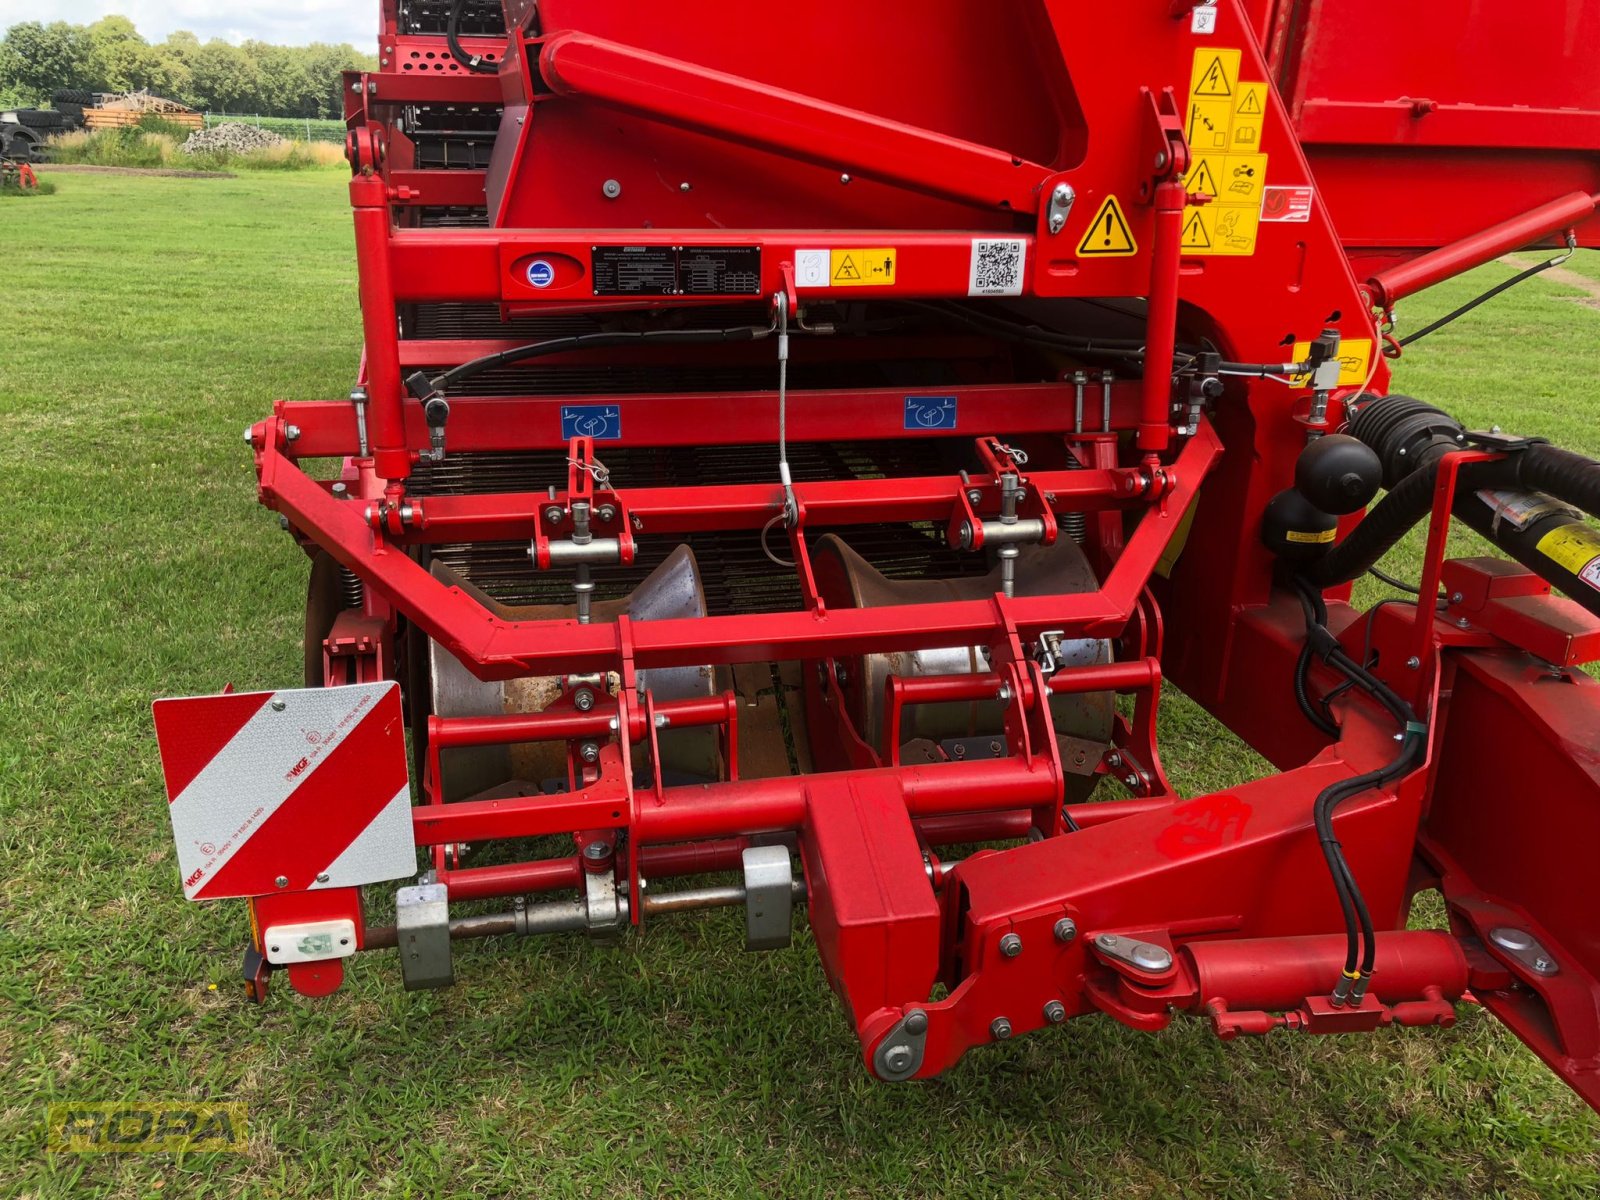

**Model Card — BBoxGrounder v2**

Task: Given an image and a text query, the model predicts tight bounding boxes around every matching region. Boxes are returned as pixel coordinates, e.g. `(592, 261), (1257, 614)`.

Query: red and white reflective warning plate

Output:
(153, 682), (415, 901)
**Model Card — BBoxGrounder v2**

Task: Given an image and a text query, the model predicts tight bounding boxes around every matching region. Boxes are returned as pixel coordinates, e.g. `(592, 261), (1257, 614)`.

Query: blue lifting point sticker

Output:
(525, 259), (555, 288)
(904, 396), (957, 430)
(561, 405), (622, 440)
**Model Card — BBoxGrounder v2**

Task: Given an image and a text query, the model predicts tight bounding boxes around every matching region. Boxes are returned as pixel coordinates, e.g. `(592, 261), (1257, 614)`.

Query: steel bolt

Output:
(1054, 917), (1078, 943)
(1450, 592), (1464, 605)
(882, 1044), (914, 1074)
(903, 1009), (929, 1035)
(602, 178), (622, 198)
(573, 688), (596, 712)
(270, 945), (280, 954)
(966, 489), (984, 505)
(315, 872), (329, 884)
(990, 1017), (1013, 1041)
(270, 699), (287, 712)
(331, 482), (349, 499)
(242, 425), (254, 446)
(839, 173), (852, 184)
(1106, 752), (1122, 769)
(1457, 617), (1471, 629)
(1096, 933), (1118, 950)
(679, 181), (692, 192)
(274, 875), (289, 889)
(1154, 150), (1168, 170)
(1000, 932), (1023, 958)
(578, 741), (601, 764)
(583, 841), (610, 861)
(544, 505), (565, 525)
(285, 424), (302, 442)
(278, 515), (291, 531)
(1043, 1000), (1067, 1024)
(596, 504), (617, 522)
(1406, 656), (1421, 670)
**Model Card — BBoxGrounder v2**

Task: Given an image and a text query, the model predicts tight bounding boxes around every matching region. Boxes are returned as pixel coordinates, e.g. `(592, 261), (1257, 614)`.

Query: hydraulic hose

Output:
(1304, 396), (1600, 614)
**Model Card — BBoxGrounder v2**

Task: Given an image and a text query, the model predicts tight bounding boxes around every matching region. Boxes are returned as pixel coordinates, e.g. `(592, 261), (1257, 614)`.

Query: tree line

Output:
(0, 17), (375, 118)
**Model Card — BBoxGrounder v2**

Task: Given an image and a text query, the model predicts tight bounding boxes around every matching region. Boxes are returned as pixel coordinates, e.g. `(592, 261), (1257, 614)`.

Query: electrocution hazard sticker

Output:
(968, 238), (1026, 296)
(1537, 522), (1600, 589)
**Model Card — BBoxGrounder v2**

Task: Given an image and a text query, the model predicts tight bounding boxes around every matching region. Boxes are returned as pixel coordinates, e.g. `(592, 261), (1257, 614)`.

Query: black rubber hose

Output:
(1301, 462), (1460, 587)
(411, 326), (766, 397)
(447, 0), (501, 74)
(1520, 444), (1600, 520)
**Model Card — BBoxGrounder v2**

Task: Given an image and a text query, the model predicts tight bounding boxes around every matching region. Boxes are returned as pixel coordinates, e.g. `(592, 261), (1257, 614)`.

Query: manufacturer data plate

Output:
(591, 245), (762, 296)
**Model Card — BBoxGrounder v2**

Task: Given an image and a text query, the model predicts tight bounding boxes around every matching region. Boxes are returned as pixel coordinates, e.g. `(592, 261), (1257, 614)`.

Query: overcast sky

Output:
(0, 2), (375, 49)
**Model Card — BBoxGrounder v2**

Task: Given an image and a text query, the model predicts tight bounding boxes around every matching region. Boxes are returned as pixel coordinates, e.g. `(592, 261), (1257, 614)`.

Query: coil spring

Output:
(340, 567), (365, 611)
(1062, 456), (1087, 544)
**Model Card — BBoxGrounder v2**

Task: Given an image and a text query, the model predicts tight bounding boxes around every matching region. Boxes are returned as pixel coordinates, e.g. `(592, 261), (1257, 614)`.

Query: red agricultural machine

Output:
(153, 0), (1600, 1106)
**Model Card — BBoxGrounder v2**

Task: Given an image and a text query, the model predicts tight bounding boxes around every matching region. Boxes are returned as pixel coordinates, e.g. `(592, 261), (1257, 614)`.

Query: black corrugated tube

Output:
(1304, 396), (1600, 614)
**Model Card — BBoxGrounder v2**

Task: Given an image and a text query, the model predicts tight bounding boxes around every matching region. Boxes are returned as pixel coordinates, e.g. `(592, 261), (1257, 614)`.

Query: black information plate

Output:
(590, 245), (762, 297)
(591, 246), (676, 296)
(678, 246), (762, 296)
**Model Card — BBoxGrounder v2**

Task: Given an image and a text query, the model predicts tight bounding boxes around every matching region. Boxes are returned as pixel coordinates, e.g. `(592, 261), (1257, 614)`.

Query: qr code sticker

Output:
(968, 238), (1026, 296)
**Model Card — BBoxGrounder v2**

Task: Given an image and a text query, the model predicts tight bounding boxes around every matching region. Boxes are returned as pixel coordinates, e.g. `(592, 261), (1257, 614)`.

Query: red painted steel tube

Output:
(431, 694), (731, 750)
(1365, 191), (1599, 308)
(1181, 931), (1469, 1010)
(441, 857), (581, 901)
(432, 710), (611, 748)
(1046, 658), (1160, 694)
(538, 33), (1051, 213)
(257, 420), (1222, 678)
(439, 838), (755, 901)
(1138, 179), (1185, 454)
(349, 175), (411, 482)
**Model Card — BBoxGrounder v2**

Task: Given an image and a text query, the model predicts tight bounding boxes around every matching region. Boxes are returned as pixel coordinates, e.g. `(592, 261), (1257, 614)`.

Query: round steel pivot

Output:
(903, 1009), (929, 1035)
(999, 933), (1023, 958)
(990, 1017), (1012, 1041)
(1131, 943), (1173, 972)
(1054, 917), (1078, 943)
(1043, 1000), (1066, 1024)
(1490, 926), (1533, 951)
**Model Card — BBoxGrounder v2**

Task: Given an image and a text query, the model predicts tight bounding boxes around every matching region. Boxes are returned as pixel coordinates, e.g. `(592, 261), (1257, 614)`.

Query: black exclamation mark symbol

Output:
(1103, 211), (1113, 247)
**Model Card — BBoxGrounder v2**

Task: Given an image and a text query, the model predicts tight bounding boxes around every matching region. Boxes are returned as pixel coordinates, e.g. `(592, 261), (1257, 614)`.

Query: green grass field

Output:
(3, 168), (1599, 1199)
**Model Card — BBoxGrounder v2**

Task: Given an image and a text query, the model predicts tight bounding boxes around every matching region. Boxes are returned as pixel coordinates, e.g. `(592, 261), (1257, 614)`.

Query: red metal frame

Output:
(194, 0), (1600, 1108)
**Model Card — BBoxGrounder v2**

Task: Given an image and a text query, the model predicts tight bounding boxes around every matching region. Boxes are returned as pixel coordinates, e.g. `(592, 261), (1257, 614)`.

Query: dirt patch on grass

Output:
(38, 164), (236, 180)
(1500, 253), (1600, 312)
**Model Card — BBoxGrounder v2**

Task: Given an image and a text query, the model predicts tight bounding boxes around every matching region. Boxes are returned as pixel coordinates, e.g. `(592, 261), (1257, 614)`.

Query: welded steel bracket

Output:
(742, 845), (794, 951)
(396, 882), (453, 990)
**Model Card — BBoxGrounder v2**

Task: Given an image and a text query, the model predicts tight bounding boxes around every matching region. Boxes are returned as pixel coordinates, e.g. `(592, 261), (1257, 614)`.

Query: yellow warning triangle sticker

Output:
(1185, 159), (1219, 196)
(1181, 210), (1211, 250)
(1076, 195), (1137, 257)
(1194, 55), (1232, 97)
(833, 255), (861, 281)
(1238, 89), (1262, 115)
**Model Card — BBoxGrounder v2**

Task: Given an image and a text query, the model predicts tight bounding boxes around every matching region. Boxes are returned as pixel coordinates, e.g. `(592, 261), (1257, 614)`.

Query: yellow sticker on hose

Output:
(1536, 522), (1600, 589)
(1285, 528), (1337, 545)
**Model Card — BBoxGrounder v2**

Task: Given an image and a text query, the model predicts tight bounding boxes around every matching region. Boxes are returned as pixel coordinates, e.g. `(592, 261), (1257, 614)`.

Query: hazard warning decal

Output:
(1076, 195), (1137, 258)
(154, 682), (415, 901)
(1185, 48), (1271, 255)
(829, 247), (897, 287)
